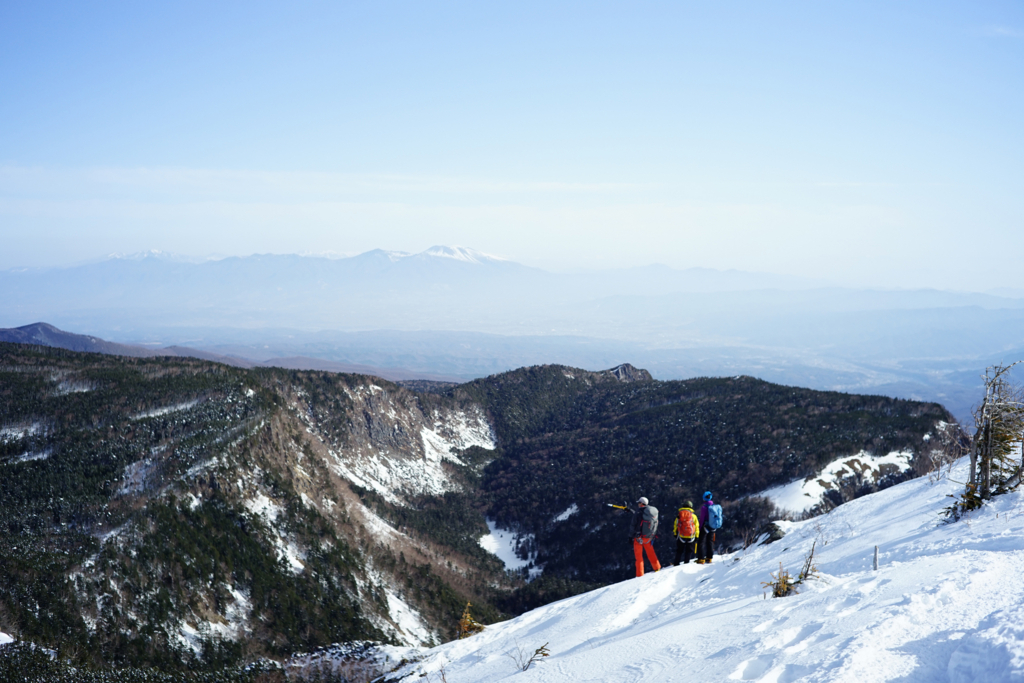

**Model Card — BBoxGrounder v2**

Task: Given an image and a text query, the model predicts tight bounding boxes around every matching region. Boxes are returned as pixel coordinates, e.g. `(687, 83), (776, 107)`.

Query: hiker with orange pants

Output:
(630, 497), (661, 577)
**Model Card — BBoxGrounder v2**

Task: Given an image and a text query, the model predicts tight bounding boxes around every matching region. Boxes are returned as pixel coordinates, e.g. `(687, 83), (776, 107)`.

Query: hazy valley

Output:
(4, 247), (1024, 422)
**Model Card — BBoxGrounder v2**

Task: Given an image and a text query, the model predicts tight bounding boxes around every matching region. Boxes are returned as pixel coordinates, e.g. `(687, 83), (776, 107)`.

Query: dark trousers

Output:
(697, 530), (716, 561)
(673, 537), (696, 565)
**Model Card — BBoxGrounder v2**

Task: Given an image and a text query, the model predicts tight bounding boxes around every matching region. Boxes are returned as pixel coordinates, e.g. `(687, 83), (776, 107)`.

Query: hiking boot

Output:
(706, 558), (713, 564)
(695, 559), (705, 564)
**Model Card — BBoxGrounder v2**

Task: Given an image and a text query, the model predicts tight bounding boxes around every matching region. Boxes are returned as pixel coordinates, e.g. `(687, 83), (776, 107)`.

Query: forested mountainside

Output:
(454, 364), (955, 588)
(0, 343), (508, 672)
(0, 345), (956, 675)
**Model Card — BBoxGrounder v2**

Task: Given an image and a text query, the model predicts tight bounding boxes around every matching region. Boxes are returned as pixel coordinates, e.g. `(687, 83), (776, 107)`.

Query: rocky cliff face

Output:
(286, 378), (495, 504)
(601, 363), (653, 382)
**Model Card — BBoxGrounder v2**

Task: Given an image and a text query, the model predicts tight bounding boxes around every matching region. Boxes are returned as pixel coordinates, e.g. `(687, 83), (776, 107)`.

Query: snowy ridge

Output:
(761, 449), (914, 514)
(389, 457), (1024, 682)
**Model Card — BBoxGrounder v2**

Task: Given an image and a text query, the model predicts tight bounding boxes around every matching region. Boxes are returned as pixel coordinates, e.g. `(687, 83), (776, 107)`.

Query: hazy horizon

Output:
(3, 2), (1023, 291)
(6, 246), (1024, 298)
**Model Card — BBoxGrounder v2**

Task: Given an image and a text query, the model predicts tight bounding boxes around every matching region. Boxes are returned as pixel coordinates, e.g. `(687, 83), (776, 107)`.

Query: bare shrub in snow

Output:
(505, 640), (550, 672)
(761, 541), (820, 598)
(928, 421), (970, 483)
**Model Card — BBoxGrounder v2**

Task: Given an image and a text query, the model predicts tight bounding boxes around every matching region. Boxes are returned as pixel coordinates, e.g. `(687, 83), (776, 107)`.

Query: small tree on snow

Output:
(942, 366), (1024, 520)
(457, 602), (485, 639)
(949, 363), (1024, 520)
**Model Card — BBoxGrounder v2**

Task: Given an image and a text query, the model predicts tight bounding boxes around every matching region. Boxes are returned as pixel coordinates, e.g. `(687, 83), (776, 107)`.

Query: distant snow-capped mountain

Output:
(98, 245), (508, 268)
(417, 245), (507, 264)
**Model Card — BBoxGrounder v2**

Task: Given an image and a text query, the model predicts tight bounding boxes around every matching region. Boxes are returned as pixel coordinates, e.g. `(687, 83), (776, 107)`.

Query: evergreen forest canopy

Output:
(452, 364), (952, 585)
(0, 343), (954, 676)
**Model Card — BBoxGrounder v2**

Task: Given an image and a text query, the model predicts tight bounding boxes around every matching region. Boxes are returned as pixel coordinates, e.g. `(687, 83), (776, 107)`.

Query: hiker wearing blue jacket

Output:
(696, 491), (722, 564)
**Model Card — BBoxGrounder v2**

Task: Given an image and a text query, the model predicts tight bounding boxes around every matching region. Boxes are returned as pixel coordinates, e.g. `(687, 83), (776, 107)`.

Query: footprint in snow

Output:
(773, 663), (815, 683)
(827, 594), (861, 614)
(753, 614), (788, 632)
(730, 654), (775, 681)
(782, 622), (823, 653)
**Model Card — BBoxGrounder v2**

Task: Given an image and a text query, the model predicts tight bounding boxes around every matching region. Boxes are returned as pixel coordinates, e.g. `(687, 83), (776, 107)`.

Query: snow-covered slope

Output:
(388, 458), (1024, 682)
(761, 449), (915, 514)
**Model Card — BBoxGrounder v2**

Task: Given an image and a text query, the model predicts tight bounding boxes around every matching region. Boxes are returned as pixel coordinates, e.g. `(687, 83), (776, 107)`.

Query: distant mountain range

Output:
(0, 246), (837, 336)
(3, 247), (1024, 421)
(0, 322), (462, 382)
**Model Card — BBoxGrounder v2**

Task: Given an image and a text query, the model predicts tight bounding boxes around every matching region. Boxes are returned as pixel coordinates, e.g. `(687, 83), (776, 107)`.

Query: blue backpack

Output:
(706, 503), (723, 530)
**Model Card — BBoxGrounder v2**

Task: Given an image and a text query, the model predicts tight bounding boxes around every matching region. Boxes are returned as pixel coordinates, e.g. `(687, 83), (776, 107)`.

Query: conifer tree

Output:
(969, 363), (1024, 498)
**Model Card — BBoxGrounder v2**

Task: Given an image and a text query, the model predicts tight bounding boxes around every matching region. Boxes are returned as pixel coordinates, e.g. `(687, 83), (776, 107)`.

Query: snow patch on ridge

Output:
(761, 449), (914, 513)
(421, 409), (496, 461)
(55, 380), (94, 395)
(244, 491), (283, 523)
(132, 400), (200, 420)
(358, 562), (437, 647)
(118, 458), (157, 495)
(359, 504), (403, 542)
(242, 490), (304, 573)
(5, 448), (52, 464)
(553, 503), (579, 522)
(277, 539), (305, 575)
(386, 589), (434, 646)
(478, 520), (540, 579)
(174, 620), (203, 655)
(420, 427), (462, 464)
(0, 423), (50, 463)
(0, 423), (43, 441)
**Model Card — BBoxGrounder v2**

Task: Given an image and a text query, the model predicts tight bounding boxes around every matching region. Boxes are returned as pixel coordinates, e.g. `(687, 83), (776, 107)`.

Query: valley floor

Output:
(390, 457), (1024, 682)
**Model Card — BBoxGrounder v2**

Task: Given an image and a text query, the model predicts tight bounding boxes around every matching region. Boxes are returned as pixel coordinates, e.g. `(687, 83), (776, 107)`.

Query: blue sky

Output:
(1, 1), (1022, 289)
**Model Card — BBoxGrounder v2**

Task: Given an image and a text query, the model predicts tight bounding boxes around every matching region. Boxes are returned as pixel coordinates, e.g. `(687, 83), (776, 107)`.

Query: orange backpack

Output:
(676, 508), (697, 540)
